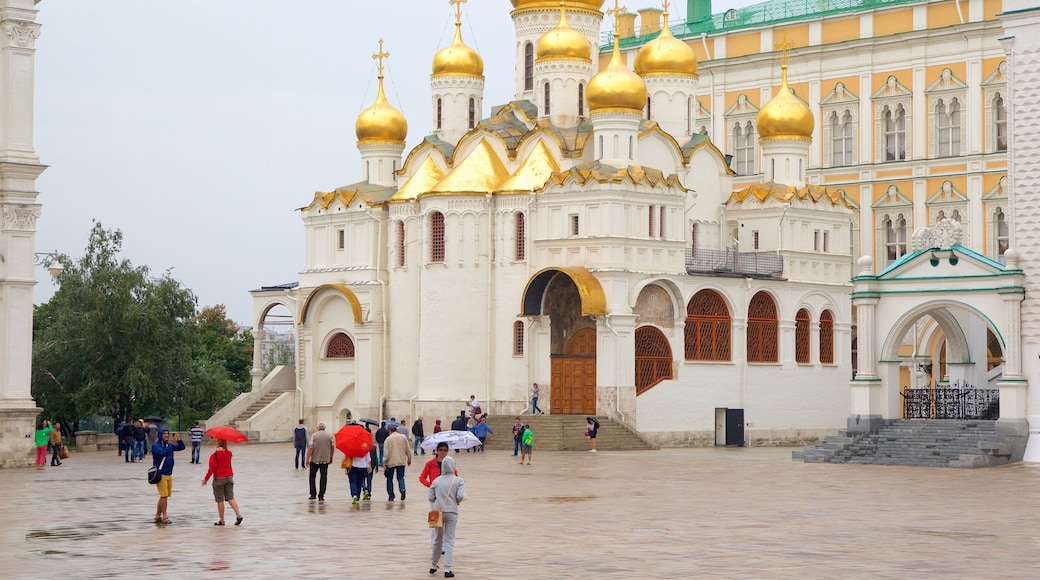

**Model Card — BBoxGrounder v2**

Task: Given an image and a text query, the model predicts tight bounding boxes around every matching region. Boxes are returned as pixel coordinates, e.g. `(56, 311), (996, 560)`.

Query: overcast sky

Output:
(33, 0), (757, 325)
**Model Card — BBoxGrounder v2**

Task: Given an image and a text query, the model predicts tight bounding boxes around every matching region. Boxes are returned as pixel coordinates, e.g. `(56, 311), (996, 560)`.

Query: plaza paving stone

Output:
(2, 441), (1039, 578)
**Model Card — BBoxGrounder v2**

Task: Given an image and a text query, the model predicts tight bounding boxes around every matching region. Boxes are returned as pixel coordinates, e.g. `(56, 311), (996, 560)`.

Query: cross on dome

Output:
(372, 38), (390, 77)
(606, 0), (627, 30)
(775, 32), (794, 69)
(450, 0), (467, 23)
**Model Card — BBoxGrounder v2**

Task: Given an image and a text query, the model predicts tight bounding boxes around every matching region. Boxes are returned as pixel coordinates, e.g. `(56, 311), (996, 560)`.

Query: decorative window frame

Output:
(925, 68), (967, 158)
(871, 75), (913, 162)
(820, 82), (859, 167)
(724, 94), (759, 175)
(513, 320), (525, 356)
(872, 185), (913, 266)
(324, 332), (356, 359)
(693, 98), (712, 139)
(983, 176), (1009, 260)
(982, 62), (1008, 153)
(429, 211), (446, 264)
(926, 180), (969, 245)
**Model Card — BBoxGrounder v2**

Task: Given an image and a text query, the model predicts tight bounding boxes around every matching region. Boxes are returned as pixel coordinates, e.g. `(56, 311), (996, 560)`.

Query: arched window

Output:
(996, 208), (1009, 258)
(468, 97), (476, 129)
(578, 83), (584, 117)
(795, 308), (811, 364)
(995, 93), (1007, 152)
(684, 289), (731, 361)
(396, 220), (405, 267)
(326, 333), (355, 358)
(635, 326), (673, 394)
(830, 109), (854, 166)
(524, 43), (534, 91)
(543, 82), (551, 115)
(747, 291), (778, 363)
(819, 310), (834, 364)
(733, 121), (755, 174)
(436, 98), (443, 130)
(883, 214), (908, 265)
(883, 104), (907, 161)
(430, 211), (445, 263)
(936, 98), (961, 157)
(513, 321), (524, 356)
(515, 212), (526, 261)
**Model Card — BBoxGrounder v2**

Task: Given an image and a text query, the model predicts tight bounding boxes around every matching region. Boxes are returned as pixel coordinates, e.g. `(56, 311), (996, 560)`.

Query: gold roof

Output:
(587, 36), (647, 113)
(633, 9), (697, 77)
(389, 156), (445, 203)
(424, 139), (509, 197)
(756, 62), (813, 140)
(355, 74), (408, 145)
(728, 181), (854, 209)
(303, 181), (396, 211)
(432, 16), (484, 77)
(499, 140), (560, 193)
(535, 4), (591, 62)
(553, 161), (686, 191)
(511, 0), (605, 11)
(520, 266), (607, 317)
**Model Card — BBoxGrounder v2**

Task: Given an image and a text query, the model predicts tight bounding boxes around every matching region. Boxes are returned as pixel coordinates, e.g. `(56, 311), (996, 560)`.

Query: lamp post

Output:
(34, 252), (63, 279)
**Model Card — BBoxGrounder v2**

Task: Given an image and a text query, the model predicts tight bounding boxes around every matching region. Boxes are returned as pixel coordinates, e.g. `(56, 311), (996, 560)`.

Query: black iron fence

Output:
(685, 248), (784, 278)
(902, 381), (999, 420)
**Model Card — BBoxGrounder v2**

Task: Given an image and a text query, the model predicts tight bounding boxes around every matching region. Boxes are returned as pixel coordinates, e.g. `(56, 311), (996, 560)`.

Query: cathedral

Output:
(245, 0), (857, 446)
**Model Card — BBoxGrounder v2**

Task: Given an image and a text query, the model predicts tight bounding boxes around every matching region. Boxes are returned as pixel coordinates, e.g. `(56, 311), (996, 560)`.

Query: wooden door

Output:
(549, 328), (597, 415)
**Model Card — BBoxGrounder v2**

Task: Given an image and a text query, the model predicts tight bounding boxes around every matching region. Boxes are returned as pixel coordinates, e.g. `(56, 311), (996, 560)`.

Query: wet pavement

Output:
(2, 442), (1039, 578)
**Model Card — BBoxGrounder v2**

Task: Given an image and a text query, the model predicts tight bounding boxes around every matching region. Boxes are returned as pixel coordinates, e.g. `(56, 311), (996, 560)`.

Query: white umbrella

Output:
(420, 430), (481, 452)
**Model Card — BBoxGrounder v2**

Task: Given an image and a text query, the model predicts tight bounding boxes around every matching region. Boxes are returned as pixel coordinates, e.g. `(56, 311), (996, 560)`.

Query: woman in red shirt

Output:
(201, 439), (243, 526)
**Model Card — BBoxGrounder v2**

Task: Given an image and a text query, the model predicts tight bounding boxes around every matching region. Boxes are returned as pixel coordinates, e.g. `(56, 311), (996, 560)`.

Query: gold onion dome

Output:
(587, 37), (647, 112)
(432, 21), (484, 76)
(536, 5), (591, 62)
(633, 11), (697, 76)
(756, 63), (814, 140)
(355, 75), (408, 144)
(511, 0), (605, 10)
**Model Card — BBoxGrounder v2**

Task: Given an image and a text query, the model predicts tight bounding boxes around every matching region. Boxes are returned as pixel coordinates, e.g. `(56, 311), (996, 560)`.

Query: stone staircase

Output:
(481, 414), (657, 452)
(794, 420), (1013, 468)
(231, 386), (293, 426)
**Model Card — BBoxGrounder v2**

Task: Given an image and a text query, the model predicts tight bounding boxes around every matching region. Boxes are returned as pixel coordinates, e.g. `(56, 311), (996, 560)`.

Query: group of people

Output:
(33, 420), (65, 469)
(116, 418), (158, 463)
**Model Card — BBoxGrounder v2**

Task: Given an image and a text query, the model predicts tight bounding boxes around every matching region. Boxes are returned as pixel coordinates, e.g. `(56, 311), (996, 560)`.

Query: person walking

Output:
(519, 424), (533, 465)
(585, 416), (600, 452)
(305, 421), (335, 501)
(146, 421), (158, 456)
(511, 417), (524, 457)
(133, 420), (147, 462)
(531, 382), (545, 414)
(35, 420), (53, 469)
(412, 416), (426, 456)
(382, 425), (412, 501)
(152, 428), (186, 525)
(201, 439), (243, 526)
(433, 419), (443, 434)
(347, 448), (373, 505)
(48, 421), (64, 466)
(467, 395), (481, 417)
(121, 419), (137, 463)
(189, 421), (204, 464)
(473, 416), (493, 452)
(293, 419), (308, 469)
(449, 412), (467, 453)
(428, 455), (466, 578)
(375, 421), (390, 466)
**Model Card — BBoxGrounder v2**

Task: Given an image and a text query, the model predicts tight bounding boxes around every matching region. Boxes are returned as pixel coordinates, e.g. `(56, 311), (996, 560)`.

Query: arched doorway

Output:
(551, 327), (597, 414)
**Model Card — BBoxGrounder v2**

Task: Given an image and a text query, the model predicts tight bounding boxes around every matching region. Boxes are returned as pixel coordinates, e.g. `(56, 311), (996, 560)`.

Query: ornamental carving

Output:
(5, 22), (40, 48)
(3, 206), (41, 231)
(911, 218), (963, 252)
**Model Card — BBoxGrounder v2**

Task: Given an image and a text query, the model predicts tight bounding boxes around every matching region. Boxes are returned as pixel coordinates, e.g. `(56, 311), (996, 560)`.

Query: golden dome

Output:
(535, 5), (591, 62)
(355, 75), (408, 145)
(511, 0), (605, 10)
(756, 63), (814, 140)
(432, 20), (484, 77)
(586, 37), (647, 113)
(633, 10), (697, 77)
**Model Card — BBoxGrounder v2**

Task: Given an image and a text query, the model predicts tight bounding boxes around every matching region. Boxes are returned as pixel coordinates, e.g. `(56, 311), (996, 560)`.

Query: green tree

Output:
(178, 305), (253, 421)
(32, 222), (197, 424)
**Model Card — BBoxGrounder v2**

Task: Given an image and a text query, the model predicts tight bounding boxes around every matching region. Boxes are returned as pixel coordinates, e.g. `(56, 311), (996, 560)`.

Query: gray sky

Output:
(33, 0), (755, 325)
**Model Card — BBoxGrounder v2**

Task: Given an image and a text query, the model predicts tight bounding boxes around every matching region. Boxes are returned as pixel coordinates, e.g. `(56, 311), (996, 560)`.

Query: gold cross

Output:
(775, 32), (794, 67)
(606, 0), (627, 29)
(372, 39), (389, 77)
(662, 0), (670, 14)
(449, 0), (467, 22)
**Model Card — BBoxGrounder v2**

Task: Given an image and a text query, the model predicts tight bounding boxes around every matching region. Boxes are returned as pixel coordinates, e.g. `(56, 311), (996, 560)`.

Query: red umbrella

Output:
(204, 425), (248, 444)
(335, 424), (374, 458)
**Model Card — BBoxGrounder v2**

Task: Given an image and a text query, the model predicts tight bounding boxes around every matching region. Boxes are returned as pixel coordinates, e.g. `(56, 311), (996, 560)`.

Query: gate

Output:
(901, 380), (999, 419)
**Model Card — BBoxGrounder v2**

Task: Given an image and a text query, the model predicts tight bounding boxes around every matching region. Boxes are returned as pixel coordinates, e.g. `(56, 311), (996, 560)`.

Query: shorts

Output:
(588, 431), (597, 439)
(212, 477), (235, 502)
(521, 444), (532, 454)
(156, 475), (173, 498)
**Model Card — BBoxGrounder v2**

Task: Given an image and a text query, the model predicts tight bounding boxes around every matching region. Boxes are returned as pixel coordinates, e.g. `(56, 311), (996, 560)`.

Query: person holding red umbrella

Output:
(201, 439), (243, 526)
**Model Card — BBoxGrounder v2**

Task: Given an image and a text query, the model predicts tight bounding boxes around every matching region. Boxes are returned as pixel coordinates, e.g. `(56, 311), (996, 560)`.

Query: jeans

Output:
(124, 441), (135, 462)
(348, 467), (368, 498)
(513, 437), (522, 456)
(385, 465), (406, 499)
(532, 396), (542, 414)
(134, 441), (146, 461)
(308, 462), (329, 499)
(50, 443), (62, 465)
(477, 436), (486, 451)
(365, 468), (374, 494)
(191, 441), (201, 464)
(377, 442), (384, 466)
(294, 444), (306, 469)
(413, 436), (425, 455)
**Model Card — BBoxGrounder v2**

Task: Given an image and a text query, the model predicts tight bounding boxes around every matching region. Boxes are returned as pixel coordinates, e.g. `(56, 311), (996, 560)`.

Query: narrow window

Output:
(430, 211), (445, 263)
(659, 206), (666, 238)
(831, 109), (854, 166)
(752, 230), (760, 250)
(795, 308), (811, 364)
(524, 43), (534, 91)
(337, 229), (345, 250)
(734, 121), (756, 174)
(436, 98), (442, 130)
(691, 223), (698, 250)
(544, 82), (551, 116)
(513, 321), (525, 356)
(578, 83), (585, 117)
(996, 208), (1009, 257)
(515, 212), (526, 261)
(646, 97), (652, 120)
(648, 205), (655, 237)
(468, 97), (476, 129)
(813, 230), (820, 252)
(570, 214), (579, 236)
(396, 220), (405, 267)
(823, 231), (830, 253)
(819, 310), (834, 364)
(884, 104), (907, 161)
(995, 93), (1007, 152)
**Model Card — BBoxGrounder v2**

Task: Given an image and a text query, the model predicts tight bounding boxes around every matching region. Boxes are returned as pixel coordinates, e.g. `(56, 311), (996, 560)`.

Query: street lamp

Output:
(35, 252), (63, 278)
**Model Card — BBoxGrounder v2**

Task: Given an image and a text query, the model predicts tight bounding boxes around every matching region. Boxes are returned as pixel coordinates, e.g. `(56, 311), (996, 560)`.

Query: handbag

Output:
(59, 445), (70, 459)
(428, 476), (458, 529)
(147, 455), (167, 485)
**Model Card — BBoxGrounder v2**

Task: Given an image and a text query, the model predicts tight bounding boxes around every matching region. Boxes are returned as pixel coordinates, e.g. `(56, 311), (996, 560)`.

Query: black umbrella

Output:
(143, 415), (165, 423)
(358, 418), (379, 426)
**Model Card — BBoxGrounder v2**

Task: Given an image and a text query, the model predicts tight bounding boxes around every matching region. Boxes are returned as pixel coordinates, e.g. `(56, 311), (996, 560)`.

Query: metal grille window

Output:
(515, 212), (526, 261)
(544, 82), (551, 116)
(819, 310), (834, 364)
(795, 308), (811, 364)
(337, 229), (345, 250)
(430, 211), (445, 263)
(468, 98), (476, 129)
(524, 43), (534, 92)
(684, 289), (731, 361)
(578, 83), (584, 117)
(648, 205), (654, 237)
(635, 326), (673, 394)
(396, 220), (405, 267)
(436, 98), (442, 130)
(326, 333), (355, 358)
(746, 291), (778, 363)
(513, 321), (524, 356)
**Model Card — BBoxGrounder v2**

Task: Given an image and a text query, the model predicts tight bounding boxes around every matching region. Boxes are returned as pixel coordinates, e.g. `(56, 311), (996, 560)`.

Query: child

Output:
(519, 424), (533, 465)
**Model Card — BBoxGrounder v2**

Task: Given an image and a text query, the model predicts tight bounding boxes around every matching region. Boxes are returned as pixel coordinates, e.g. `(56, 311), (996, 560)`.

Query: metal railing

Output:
(685, 247), (784, 278)
(902, 381), (999, 420)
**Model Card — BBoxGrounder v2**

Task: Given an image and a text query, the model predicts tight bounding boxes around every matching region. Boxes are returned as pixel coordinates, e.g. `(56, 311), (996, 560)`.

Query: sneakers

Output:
(589, 449), (597, 453)
(352, 496), (359, 505)
(362, 491), (371, 501)
(444, 571), (455, 578)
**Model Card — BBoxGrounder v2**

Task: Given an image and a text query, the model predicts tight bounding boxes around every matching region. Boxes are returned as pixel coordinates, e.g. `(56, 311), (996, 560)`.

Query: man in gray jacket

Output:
(382, 425), (412, 501)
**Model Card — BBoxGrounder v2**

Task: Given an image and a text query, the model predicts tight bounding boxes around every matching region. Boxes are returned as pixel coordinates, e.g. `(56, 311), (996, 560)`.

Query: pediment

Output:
(871, 185), (912, 209)
(877, 245), (1007, 281)
(821, 81), (859, 105)
(925, 68), (967, 93)
(983, 176), (1008, 201)
(871, 75), (912, 100)
(926, 181), (967, 205)
(724, 93), (758, 116)
(982, 62), (1008, 87)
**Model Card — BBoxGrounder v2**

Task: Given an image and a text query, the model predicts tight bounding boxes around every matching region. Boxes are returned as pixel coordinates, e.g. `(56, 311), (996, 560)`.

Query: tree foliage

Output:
(32, 223), (253, 426)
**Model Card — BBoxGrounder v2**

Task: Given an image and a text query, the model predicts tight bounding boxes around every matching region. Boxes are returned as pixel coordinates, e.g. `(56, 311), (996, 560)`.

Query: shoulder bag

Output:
(427, 476), (458, 528)
(147, 455), (167, 485)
